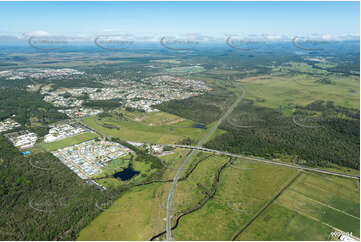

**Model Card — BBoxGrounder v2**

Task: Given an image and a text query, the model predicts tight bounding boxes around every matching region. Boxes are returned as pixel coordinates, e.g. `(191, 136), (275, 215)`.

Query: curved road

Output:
(165, 88), (246, 240)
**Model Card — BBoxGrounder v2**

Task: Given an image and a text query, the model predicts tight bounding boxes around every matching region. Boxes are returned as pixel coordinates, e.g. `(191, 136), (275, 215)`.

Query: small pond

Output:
(113, 163), (140, 181)
(192, 124), (207, 129)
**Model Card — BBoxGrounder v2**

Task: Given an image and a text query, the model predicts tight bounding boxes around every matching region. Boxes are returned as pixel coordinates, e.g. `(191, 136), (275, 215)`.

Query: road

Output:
(155, 144), (360, 180)
(77, 89), (359, 240)
(165, 88), (246, 240)
(80, 116), (359, 181)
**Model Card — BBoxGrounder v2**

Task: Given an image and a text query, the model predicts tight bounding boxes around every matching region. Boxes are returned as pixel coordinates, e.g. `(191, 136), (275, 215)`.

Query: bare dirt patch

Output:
(167, 118), (184, 125)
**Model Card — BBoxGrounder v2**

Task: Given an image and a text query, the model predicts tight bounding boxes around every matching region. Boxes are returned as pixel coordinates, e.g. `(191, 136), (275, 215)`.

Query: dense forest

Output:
(0, 135), (124, 240)
(205, 99), (360, 169)
(155, 87), (236, 124)
(0, 77), (32, 89)
(0, 88), (67, 129)
(47, 76), (105, 90)
(0, 134), (169, 240)
(83, 99), (122, 110)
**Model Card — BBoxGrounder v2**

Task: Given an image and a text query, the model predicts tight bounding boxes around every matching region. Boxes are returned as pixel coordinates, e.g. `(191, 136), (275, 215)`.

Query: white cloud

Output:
(23, 30), (51, 37)
(266, 35), (281, 40)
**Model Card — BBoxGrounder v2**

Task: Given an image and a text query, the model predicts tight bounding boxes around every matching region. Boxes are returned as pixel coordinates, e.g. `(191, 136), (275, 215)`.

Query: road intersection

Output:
(165, 88), (246, 240)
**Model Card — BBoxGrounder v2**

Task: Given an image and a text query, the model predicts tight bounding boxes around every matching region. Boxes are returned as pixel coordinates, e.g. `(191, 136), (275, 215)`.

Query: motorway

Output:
(77, 90), (359, 241)
(156, 144), (360, 180)
(165, 88), (246, 240)
(80, 115), (359, 181)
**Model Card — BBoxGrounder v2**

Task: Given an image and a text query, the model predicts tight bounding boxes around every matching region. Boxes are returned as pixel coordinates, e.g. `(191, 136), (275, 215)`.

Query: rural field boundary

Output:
(231, 172), (302, 240)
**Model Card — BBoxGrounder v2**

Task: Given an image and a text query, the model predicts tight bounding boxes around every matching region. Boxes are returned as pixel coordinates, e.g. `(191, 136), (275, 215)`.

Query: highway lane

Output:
(165, 88), (246, 240)
(78, 89), (359, 240)
(156, 144), (360, 180)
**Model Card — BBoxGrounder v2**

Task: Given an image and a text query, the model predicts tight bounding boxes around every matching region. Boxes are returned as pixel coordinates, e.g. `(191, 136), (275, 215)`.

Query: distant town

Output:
(0, 68), (84, 80)
(0, 68), (211, 189)
(39, 73), (210, 113)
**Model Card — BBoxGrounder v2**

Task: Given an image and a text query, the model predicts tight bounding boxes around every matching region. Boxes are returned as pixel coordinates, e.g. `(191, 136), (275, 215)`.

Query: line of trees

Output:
(205, 99), (360, 169)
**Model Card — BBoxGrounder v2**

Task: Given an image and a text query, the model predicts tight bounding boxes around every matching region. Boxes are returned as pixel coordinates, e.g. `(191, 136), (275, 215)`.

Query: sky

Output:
(0, 1), (359, 40)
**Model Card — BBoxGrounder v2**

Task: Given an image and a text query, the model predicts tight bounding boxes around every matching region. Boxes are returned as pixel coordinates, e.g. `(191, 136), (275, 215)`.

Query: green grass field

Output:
(157, 148), (190, 172)
(77, 183), (171, 241)
(237, 172), (360, 240)
(120, 109), (186, 126)
(276, 172), (360, 238)
(76, 151), (223, 240)
(171, 158), (299, 240)
(75, 61), (359, 241)
(235, 63), (359, 116)
(236, 202), (333, 241)
(38, 132), (99, 152)
(171, 153), (229, 213)
(82, 112), (225, 144)
(76, 151), (359, 241)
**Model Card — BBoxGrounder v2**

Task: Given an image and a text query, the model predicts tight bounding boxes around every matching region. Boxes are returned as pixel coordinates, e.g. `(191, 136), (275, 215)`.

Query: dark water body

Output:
(192, 124), (206, 129)
(113, 164), (140, 181)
